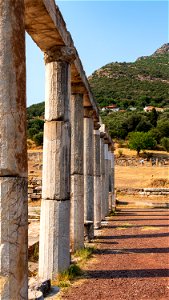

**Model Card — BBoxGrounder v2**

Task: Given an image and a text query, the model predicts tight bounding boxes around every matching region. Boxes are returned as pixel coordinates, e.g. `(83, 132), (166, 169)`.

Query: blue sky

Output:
(26, 0), (168, 106)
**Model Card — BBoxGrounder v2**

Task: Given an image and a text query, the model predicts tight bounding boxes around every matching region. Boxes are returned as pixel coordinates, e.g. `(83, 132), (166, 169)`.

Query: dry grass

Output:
(115, 165), (169, 188)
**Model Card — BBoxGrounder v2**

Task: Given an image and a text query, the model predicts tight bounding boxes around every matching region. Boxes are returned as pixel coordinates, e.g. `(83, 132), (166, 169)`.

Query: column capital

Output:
(84, 107), (95, 118)
(94, 121), (101, 130)
(44, 45), (76, 64)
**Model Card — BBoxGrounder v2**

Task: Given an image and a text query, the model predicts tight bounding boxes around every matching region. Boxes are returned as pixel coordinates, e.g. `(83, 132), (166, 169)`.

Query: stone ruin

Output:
(0, 1), (115, 299)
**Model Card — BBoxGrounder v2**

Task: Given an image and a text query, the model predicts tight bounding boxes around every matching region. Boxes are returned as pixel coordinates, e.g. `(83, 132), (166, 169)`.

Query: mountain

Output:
(89, 44), (169, 109)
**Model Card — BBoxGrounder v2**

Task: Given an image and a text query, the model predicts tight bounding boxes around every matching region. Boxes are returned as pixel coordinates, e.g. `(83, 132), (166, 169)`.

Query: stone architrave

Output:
(0, 1), (28, 299)
(70, 92), (84, 252)
(84, 110), (94, 240)
(39, 46), (75, 280)
(93, 130), (101, 229)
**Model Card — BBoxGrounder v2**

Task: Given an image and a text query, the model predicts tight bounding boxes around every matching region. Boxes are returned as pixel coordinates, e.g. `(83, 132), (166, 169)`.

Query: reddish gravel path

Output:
(60, 209), (169, 300)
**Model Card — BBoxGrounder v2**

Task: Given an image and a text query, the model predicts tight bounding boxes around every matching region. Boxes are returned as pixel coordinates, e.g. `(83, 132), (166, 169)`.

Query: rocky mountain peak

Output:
(153, 43), (169, 55)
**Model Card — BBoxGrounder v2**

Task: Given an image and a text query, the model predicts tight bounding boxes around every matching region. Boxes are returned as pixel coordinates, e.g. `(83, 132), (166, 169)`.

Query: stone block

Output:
(93, 130), (100, 176)
(70, 94), (84, 175)
(0, 0), (27, 178)
(0, 177), (28, 299)
(101, 174), (106, 220)
(39, 199), (70, 280)
(100, 139), (105, 175)
(84, 118), (93, 176)
(42, 121), (70, 200)
(94, 176), (101, 229)
(45, 61), (70, 121)
(70, 174), (84, 251)
(84, 175), (94, 222)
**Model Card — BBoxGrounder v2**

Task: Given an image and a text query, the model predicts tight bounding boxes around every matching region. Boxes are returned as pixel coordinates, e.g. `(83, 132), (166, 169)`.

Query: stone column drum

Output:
(104, 144), (109, 216)
(84, 109), (94, 240)
(70, 90), (84, 252)
(39, 46), (75, 280)
(100, 137), (106, 220)
(111, 152), (115, 209)
(0, 1), (28, 299)
(108, 150), (112, 211)
(93, 129), (101, 229)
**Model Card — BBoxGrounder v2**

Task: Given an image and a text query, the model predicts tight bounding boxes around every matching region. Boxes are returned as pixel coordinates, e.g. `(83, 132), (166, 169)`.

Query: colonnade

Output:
(0, 1), (115, 299)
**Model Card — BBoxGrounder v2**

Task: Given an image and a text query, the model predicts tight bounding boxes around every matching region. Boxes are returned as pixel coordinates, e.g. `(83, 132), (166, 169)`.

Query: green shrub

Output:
(33, 132), (43, 146)
(161, 137), (169, 152)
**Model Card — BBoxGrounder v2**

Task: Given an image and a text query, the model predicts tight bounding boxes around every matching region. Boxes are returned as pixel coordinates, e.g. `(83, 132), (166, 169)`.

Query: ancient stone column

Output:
(39, 46), (75, 280)
(104, 143), (109, 216)
(84, 108), (94, 240)
(70, 85), (84, 252)
(0, 1), (28, 299)
(93, 126), (101, 229)
(108, 150), (113, 211)
(100, 136), (106, 220)
(111, 151), (116, 209)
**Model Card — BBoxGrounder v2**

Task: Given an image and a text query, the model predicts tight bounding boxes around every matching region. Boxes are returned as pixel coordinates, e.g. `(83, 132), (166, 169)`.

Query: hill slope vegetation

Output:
(89, 43), (169, 109)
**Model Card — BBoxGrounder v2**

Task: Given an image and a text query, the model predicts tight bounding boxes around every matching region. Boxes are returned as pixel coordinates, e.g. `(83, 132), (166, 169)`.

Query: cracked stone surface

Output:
(0, 177), (28, 299)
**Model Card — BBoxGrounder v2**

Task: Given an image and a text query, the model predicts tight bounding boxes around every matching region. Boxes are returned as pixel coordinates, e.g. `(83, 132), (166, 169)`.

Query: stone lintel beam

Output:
(25, 0), (99, 118)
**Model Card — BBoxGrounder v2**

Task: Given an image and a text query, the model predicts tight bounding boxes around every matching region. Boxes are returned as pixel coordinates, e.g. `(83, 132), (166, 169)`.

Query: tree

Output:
(136, 119), (152, 132)
(149, 108), (158, 127)
(128, 132), (157, 155)
(161, 137), (169, 152)
(33, 132), (43, 146)
(157, 120), (169, 138)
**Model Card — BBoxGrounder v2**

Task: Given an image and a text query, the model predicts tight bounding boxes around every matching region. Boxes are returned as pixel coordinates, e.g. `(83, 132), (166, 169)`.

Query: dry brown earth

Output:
(57, 208), (169, 300)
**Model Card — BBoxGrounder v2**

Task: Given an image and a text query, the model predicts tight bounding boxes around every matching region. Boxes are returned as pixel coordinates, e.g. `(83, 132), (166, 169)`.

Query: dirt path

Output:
(59, 209), (169, 300)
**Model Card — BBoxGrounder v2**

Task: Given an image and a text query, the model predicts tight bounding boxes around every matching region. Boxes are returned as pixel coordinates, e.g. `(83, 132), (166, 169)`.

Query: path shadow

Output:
(115, 214), (169, 217)
(109, 218), (169, 222)
(95, 247), (169, 254)
(87, 269), (169, 279)
(96, 232), (169, 240)
(105, 224), (169, 229)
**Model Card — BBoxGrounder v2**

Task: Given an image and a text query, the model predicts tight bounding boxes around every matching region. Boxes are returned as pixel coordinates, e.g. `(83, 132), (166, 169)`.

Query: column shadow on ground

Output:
(87, 269), (169, 279)
(94, 247), (169, 254)
(109, 218), (169, 222)
(105, 224), (169, 229)
(96, 232), (169, 240)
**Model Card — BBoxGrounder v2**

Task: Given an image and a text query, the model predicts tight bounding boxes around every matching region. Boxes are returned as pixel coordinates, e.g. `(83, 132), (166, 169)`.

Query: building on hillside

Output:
(101, 104), (120, 112)
(144, 106), (164, 112)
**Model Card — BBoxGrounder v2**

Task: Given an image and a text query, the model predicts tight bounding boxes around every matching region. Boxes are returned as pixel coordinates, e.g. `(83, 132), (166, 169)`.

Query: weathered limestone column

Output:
(108, 150), (113, 211)
(93, 124), (101, 229)
(104, 143), (109, 216)
(100, 135), (106, 220)
(84, 108), (94, 240)
(0, 1), (28, 299)
(111, 151), (116, 209)
(39, 46), (75, 280)
(70, 85), (84, 252)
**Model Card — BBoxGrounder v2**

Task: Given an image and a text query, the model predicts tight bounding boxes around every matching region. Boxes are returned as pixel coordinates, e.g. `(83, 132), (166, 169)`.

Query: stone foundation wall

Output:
(28, 178), (42, 202)
(117, 187), (169, 195)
